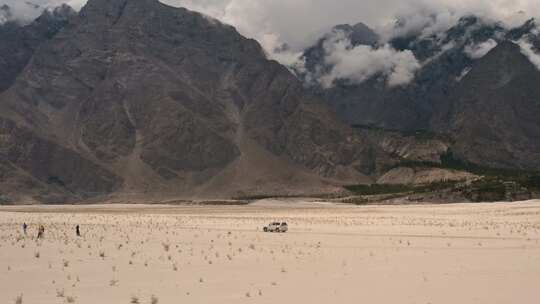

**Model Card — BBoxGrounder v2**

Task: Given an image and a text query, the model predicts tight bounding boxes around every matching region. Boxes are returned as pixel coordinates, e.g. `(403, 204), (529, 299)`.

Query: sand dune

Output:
(1, 200), (539, 303)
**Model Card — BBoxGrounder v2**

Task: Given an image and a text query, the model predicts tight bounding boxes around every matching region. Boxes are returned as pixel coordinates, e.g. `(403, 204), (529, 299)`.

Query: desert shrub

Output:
(344, 184), (413, 195)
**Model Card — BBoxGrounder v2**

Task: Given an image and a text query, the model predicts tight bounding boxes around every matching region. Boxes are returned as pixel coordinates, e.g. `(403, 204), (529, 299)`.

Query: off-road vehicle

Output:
(263, 222), (288, 233)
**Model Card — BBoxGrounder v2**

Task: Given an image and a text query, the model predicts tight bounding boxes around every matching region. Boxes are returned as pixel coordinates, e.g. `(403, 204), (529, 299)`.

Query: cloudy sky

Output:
(3, 0), (539, 51)
(163, 0), (539, 51)
(3, 0), (540, 87)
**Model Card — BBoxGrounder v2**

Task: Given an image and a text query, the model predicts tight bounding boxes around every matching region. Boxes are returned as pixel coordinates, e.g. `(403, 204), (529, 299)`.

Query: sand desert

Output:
(1, 199), (539, 304)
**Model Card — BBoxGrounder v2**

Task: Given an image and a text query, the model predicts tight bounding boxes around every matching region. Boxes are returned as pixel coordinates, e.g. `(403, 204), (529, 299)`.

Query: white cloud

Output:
(318, 32), (421, 88)
(4, 0), (540, 82)
(167, 0), (540, 51)
(0, 7), (11, 24)
(162, 0), (311, 66)
(6, 0), (540, 53)
(464, 39), (498, 59)
(518, 39), (540, 70)
(377, 6), (462, 42)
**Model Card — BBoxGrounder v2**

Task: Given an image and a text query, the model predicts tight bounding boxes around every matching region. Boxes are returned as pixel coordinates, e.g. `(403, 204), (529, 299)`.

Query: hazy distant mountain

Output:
(432, 41), (540, 170)
(0, 0), (395, 202)
(299, 16), (540, 171)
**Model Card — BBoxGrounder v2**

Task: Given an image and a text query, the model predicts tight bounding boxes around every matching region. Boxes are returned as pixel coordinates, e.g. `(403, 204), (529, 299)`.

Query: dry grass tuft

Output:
(162, 243), (170, 252)
(56, 289), (65, 298)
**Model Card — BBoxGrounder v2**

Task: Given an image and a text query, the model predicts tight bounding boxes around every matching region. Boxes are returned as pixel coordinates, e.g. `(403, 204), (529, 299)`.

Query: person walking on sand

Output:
(76, 225), (80, 237)
(37, 225), (44, 239)
(23, 223), (27, 235)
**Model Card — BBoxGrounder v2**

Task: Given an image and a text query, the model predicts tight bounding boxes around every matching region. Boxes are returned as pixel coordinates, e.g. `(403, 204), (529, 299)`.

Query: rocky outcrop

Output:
(0, 117), (122, 202)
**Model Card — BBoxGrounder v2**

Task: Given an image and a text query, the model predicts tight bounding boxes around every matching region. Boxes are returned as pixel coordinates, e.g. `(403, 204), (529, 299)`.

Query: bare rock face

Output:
(359, 129), (450, 164)
(433, 41), (540, 170)
(0, 4), (76, 93)
(0, 0), (387, 202)
(0, 117), (122, 202)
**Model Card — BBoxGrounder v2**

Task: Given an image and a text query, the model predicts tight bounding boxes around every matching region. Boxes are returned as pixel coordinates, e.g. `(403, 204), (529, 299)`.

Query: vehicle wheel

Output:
(263, 227), (268, 232)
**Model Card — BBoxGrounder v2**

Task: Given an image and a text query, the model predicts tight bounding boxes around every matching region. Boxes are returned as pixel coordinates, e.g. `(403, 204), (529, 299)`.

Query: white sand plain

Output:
(1, 199), (539, 304)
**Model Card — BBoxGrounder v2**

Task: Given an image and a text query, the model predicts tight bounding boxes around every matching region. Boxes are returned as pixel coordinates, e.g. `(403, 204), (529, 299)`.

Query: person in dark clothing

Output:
(37, 225), (44, 239)
(76, 225), (80, 237)
(23, 223), (27, 235)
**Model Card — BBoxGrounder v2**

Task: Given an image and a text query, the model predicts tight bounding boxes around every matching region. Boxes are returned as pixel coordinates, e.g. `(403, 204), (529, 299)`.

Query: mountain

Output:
(299, 16), (540, 171)
(300, 16), (507, 130)
(0, 4), (75, 92)
(432, 41), (540, 170)
(0, 0), (394, 203)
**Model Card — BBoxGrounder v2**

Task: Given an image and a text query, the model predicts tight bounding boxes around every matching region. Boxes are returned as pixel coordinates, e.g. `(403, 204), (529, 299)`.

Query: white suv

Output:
(263, 222), (288, 233)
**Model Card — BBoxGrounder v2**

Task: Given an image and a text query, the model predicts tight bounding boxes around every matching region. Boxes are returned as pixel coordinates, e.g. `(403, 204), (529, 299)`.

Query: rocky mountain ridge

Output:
(1, 1), (538, 204)
(0, 0), (398, 203)
(298, 16), (540, 172)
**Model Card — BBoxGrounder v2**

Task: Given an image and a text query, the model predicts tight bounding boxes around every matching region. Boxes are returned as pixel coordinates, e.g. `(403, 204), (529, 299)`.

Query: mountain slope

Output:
(433, 41), (540, 170)
(300, 16), (507, 131)
(0, 0), (386, 202)
(0, 4), (75, 93)
(299, 17), (540, 171)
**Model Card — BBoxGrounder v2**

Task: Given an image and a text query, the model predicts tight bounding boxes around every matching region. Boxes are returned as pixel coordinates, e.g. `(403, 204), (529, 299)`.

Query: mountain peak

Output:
(37, 4), (76, 24)
(506, 18), (537, 41)
(79, 0), (160, 21)
(332, 22), (379, 46)
(0, 0), (373, 201)
(80, 0), (128, 19)
(82, 0), (158, 12)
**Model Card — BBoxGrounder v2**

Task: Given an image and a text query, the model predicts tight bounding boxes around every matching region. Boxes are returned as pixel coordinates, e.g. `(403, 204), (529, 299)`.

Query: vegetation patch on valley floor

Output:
(343, 176), (540, 204)
(392, 150), (540, 179)
(344, 152), (540, 203)
(344, 180), (461, 196)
